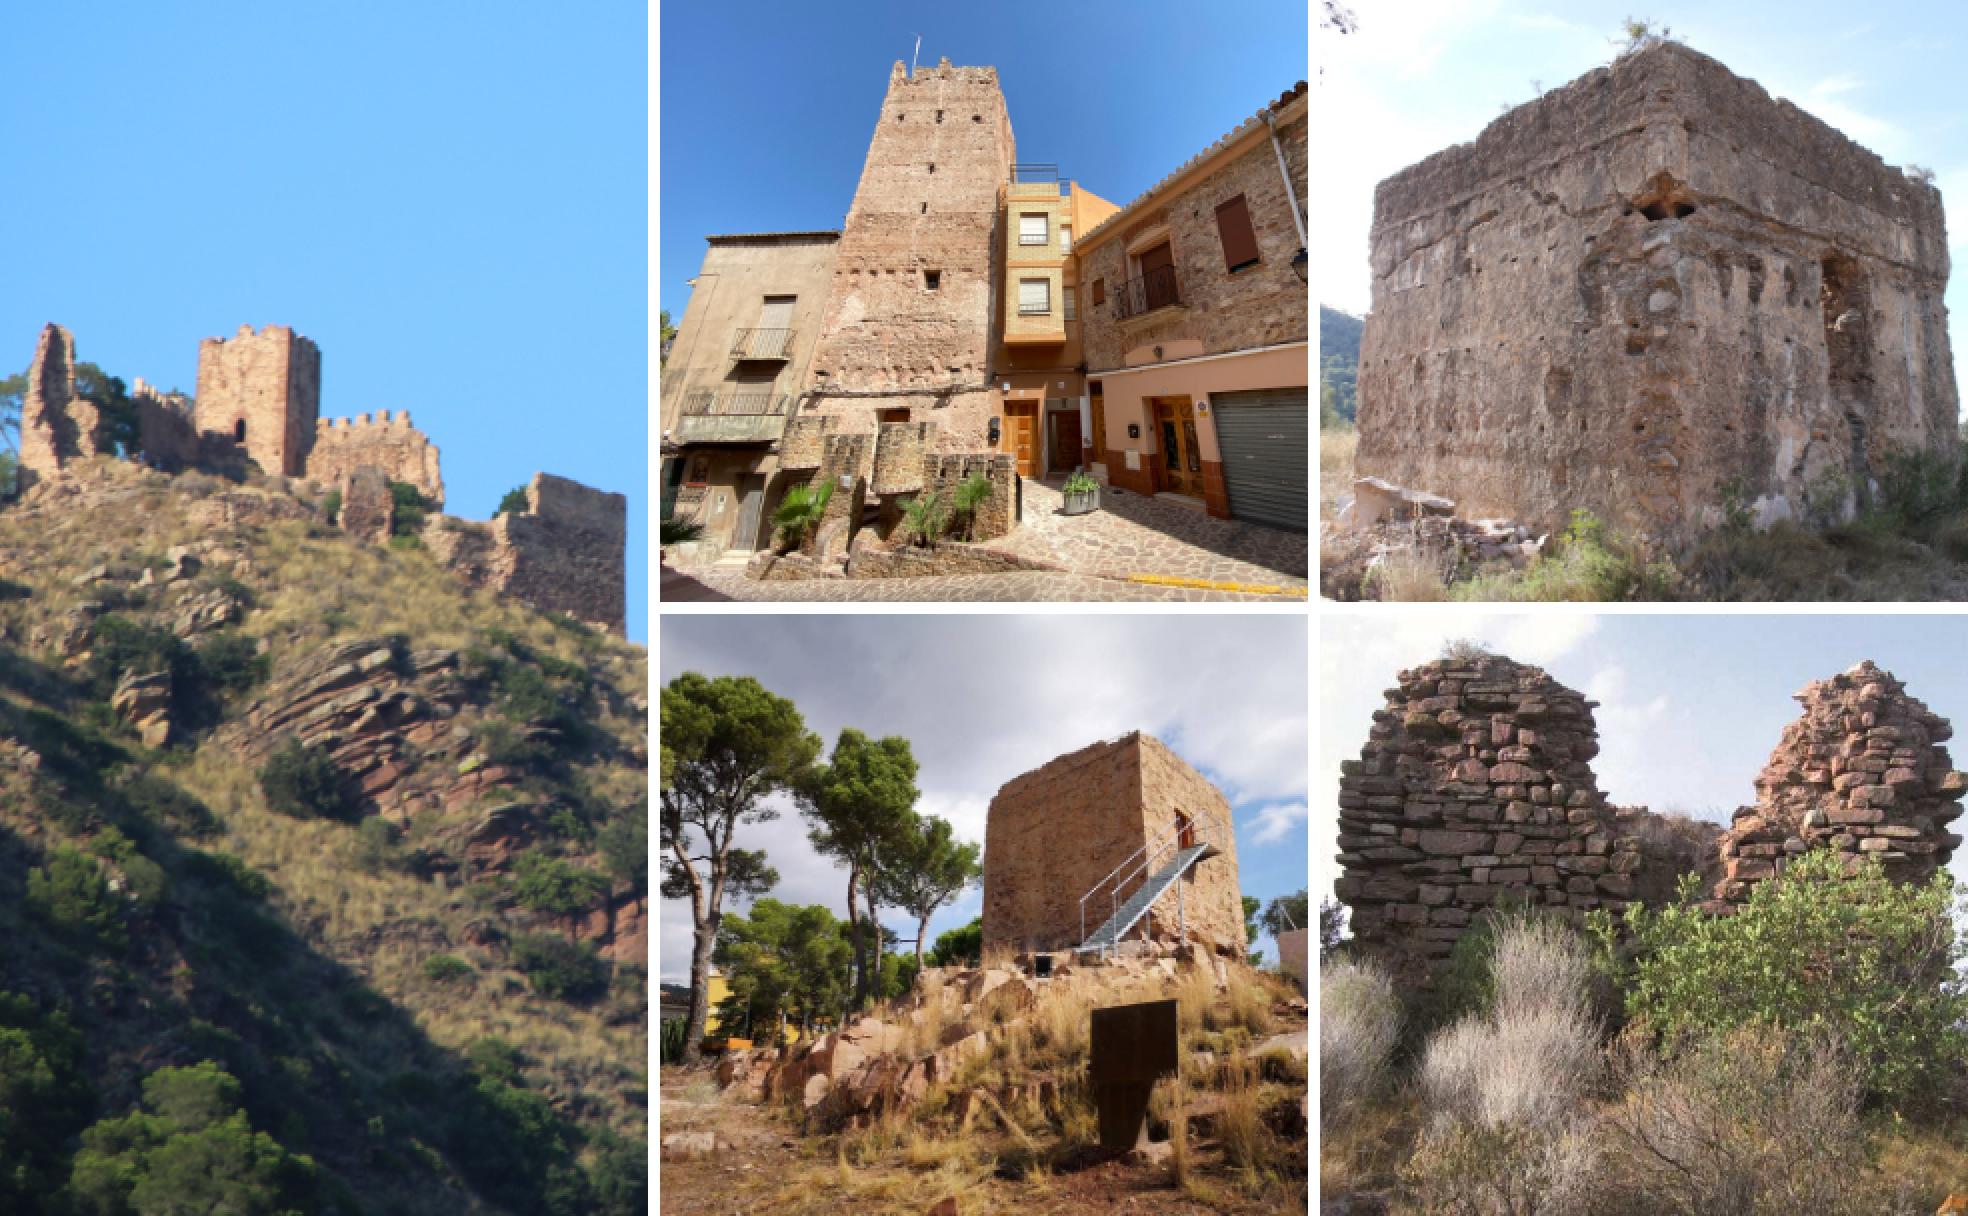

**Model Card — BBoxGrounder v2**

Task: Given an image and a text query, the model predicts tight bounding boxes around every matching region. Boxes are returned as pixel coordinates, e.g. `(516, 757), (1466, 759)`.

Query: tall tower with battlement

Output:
(196, 324), (322, 477)
(801, 58), (1015, 453)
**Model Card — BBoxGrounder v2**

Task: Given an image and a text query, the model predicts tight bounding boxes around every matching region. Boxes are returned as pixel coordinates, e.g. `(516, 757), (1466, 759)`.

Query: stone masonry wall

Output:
(306, 411), (446, 508)
(425, 473), (626, 634)
(802, 60), (1015, 454)
(19, 323), (99, 484)
(1335, 655), (1639, 982)
(983, 732), (1243, 957)
(196, 324), (322, 477)
(922, 451), (1015, 541)
(1077, 101), (1310, 373)
(1713, 661), (1966, 904)
(1357, 43), (1957, 540)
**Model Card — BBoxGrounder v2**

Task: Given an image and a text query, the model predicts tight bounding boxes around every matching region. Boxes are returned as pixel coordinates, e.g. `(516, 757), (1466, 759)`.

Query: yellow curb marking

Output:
(1127, 574), (1309, 597)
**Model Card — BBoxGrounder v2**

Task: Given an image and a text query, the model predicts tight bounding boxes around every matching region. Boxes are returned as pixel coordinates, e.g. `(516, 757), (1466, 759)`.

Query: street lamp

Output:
(1290, 248), (1309, 284)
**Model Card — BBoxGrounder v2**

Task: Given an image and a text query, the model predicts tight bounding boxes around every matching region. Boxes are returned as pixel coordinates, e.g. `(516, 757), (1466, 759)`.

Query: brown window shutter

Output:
(1215, 194), (1261, 271)
(1091, 277), (1105, 305)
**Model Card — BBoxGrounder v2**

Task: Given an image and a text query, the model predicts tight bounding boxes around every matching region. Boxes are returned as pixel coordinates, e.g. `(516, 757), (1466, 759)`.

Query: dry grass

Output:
(1321, 958), (1399, 1129)
(1319, 426), (1358, 521)
(1363, 543), (1453, 601)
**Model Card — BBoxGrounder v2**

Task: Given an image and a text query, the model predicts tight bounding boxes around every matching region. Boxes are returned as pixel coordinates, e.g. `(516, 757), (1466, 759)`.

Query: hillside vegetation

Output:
(0, 458), (647, 1214)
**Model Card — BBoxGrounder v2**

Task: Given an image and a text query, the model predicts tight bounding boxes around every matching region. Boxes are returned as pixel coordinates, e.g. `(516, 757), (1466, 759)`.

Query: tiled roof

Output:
(1078, 81), (1308, 247)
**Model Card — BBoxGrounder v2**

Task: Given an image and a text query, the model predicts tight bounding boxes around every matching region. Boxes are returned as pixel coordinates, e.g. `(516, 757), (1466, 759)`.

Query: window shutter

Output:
(1058, 224), (1072, 252)
(1020, 214), (1048, 244)
(1018, 279), (1050, 313)
(1214, 194), (1261, 271)
(1064, 288), (1077, 320)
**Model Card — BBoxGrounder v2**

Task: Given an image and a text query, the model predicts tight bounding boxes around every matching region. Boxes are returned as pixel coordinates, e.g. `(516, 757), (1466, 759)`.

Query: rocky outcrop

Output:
(1712, 661), (1966, 905)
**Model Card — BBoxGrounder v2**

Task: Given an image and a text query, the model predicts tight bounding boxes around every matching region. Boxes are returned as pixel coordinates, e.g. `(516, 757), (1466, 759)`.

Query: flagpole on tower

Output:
(912, 34), (921, 77)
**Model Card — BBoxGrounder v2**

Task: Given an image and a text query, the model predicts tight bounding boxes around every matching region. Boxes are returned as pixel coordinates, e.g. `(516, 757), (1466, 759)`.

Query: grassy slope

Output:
(0, 459), (647, 1213)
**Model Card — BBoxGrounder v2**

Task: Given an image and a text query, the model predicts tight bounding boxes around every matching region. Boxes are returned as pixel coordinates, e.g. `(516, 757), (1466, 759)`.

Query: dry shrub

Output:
(1320, 958), (1399, 1129)
(1404, 1119), (1600, 1216)
(1320, 427), (1359, 521)
(1364, 542), (1453, 601)
(1596, 1024), (1909, 1215)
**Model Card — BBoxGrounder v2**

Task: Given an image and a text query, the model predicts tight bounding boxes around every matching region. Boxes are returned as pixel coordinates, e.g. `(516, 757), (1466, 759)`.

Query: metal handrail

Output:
(1112, 265), (1181, 320)
(1078, 814), (1210, 952)
(731, 328), (795, 359)
(681, 390), (793, 417)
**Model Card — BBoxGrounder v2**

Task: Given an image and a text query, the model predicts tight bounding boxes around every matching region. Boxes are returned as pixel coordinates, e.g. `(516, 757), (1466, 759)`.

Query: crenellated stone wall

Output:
(196, 324), (322, 477)
(1336, 654), (1968, 980)
(307, 410), (445, 508)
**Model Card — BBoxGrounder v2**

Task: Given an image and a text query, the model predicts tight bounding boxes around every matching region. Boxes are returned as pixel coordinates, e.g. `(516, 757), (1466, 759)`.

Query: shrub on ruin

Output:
(510, 933), (607, 1002)
(1606, 850), (1968, 1109)
(1452, 509), (1678, 602)
(495, 485), (529, 517)
(387, 481), (429, 537)
(257, 738), (354, 821)
(1319, 958), (1399, 1128)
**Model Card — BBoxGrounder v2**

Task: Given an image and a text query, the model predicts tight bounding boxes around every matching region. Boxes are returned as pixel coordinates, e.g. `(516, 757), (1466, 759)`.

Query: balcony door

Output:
(1138, 242), (1177, 312)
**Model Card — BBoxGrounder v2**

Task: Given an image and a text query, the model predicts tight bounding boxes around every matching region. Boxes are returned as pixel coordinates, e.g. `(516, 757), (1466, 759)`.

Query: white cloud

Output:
(1245, 800), (1310, 846)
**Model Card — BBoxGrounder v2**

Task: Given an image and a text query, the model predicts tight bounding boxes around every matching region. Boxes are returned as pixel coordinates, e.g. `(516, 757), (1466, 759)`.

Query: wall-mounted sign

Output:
(1127, 423), (1141, 439)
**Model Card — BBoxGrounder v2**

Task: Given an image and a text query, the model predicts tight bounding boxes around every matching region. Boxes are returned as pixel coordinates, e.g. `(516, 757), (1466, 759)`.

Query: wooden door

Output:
(1002, 404), (1038, 476)
(1049, 411), (1083, 473)
(1153, 398), (1203, 498)
(732, 475), (767, 551)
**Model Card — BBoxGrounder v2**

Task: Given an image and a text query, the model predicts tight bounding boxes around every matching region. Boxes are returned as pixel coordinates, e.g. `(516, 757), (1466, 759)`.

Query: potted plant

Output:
(1061, 471), (1102, 516)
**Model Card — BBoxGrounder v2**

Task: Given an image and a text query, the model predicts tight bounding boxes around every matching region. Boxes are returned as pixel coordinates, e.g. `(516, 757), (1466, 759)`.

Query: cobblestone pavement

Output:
(985, 478), (1308, 588)
(662, 564), (1288, 602)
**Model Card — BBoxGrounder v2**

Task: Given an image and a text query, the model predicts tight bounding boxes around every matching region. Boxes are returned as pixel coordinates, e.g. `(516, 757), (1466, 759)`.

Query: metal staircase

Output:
(1076, 816), (1222, 957)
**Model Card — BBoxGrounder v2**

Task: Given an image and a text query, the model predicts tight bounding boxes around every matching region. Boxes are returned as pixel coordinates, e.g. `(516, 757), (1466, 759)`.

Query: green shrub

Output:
(257, 739), (353, 821)
(898, 489), (948, 548)
(0, 993), (92, 1208)
(119, 772), (219, 837)
(86, 614), (186, 697)
(352, 816), (403, 874)
(1603, 849), (1968, 1109)
(597, 809), (647, 891)
(771, 479), (833, 550)
(495, 485), (529, 517)
(949, 472), (994, 540)
(423, 954), (473, 985)
(467, 1038), (525, 1085)
(510, 934), (607, 1002)
(1452, 509), (1678, 602)
(27, 846), (126, 950)
(194, 632), (268, 696)
(512, 853), (607, 916)
(320, 488), (341, 526)
(186, 851), (271, 901)
(388, 481), (429, 536)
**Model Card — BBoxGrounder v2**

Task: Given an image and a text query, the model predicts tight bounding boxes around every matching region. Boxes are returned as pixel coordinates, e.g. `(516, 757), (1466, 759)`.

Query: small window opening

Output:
(920, 202), (927, 214)
(896, 113), (904, 123)
(928, 163), (935, 173)
(233, 419), (247, 442)
(935, 110), (944, 123)
(971, 114), (981, 122)
(924, 269), (941, 290)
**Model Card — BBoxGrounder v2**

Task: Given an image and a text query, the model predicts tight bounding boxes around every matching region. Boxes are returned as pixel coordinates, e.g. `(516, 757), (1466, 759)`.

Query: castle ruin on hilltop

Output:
(1356, 42), (1959, 540)
(17, 322), (625, 633)
(1335, 653), (1967, 983)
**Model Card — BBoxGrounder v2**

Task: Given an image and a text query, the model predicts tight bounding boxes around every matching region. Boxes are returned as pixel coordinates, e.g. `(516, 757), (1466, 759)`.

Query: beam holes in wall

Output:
(924, 269), (941, 290)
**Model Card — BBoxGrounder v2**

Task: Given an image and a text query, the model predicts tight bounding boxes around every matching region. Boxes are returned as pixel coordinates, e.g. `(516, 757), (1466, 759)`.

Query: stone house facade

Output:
(983, 732), (1244, 958)
(1074, 82), (1309, 532)
(1356, 44), (1958, 540)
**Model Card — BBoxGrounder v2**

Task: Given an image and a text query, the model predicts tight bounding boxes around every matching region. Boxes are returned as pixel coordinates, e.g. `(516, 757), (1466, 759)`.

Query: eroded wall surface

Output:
(196, 324), (322, 477)
(1357, 43), (1957, 538)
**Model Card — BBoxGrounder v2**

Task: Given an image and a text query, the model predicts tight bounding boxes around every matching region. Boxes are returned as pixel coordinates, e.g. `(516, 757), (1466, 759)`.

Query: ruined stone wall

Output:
(306, 411), (446, 508)
(802, 60), (1014, 454)
(1357, 43), (1957, 539)
(1713, 661), (1966, 904)
(425, 473), (626, 633)
(922, 451), (1016, 541)
(983, 733), (1243, 957)
(18, 324), (99, 484)
(130, 378), (201, 472)
(1335, 655), (1639, 981)
(196, 324), (322, 477)
(1077, 100), (1310, 374)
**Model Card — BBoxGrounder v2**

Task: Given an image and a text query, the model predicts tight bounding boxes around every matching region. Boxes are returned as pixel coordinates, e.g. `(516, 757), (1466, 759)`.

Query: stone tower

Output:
(982, 733), (1244, 958)
(196, 324), (322, 477)
(1357, 43), (1957, 540)
(801, 58), (1015, 453)
(18, 323), (101, 484)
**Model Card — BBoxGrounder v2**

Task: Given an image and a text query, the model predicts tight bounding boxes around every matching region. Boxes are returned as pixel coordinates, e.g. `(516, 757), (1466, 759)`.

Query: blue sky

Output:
(1320, 612), (1968, 899)
(657, 0), (1309, 322)
(0, 3), (648, 639)
(659, 615), (1310, 982)
(1320, 0), (1968, 377)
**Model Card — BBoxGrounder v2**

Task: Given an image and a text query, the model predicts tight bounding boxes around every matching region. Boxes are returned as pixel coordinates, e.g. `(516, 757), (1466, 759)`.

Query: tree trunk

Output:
(682, 908), (719, 1064)
(845, 866), (866, 1008)
(915, 912), (931, 974)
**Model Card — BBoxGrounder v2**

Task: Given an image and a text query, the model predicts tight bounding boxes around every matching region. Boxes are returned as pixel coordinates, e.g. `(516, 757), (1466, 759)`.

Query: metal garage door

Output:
(1211, 388), (1308, 532)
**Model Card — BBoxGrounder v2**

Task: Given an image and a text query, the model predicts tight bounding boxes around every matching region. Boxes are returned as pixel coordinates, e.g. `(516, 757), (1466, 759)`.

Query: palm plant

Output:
(772, 479), (834, 552)
(899, 490), (948, 548)
(660, 515), (705, 546)
(949, 472), (993, 541)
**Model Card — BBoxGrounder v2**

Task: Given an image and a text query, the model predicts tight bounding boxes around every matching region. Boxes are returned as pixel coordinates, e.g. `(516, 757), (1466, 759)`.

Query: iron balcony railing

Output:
(680, 390), (794, 417)
(1011, 162), (1060, 183)
(1112, 266), (1182, 320)
(731, 328), (795, 360)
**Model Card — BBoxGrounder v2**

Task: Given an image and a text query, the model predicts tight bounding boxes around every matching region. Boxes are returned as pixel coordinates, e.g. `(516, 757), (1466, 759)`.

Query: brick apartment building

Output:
(660, 62), (1308, 556)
